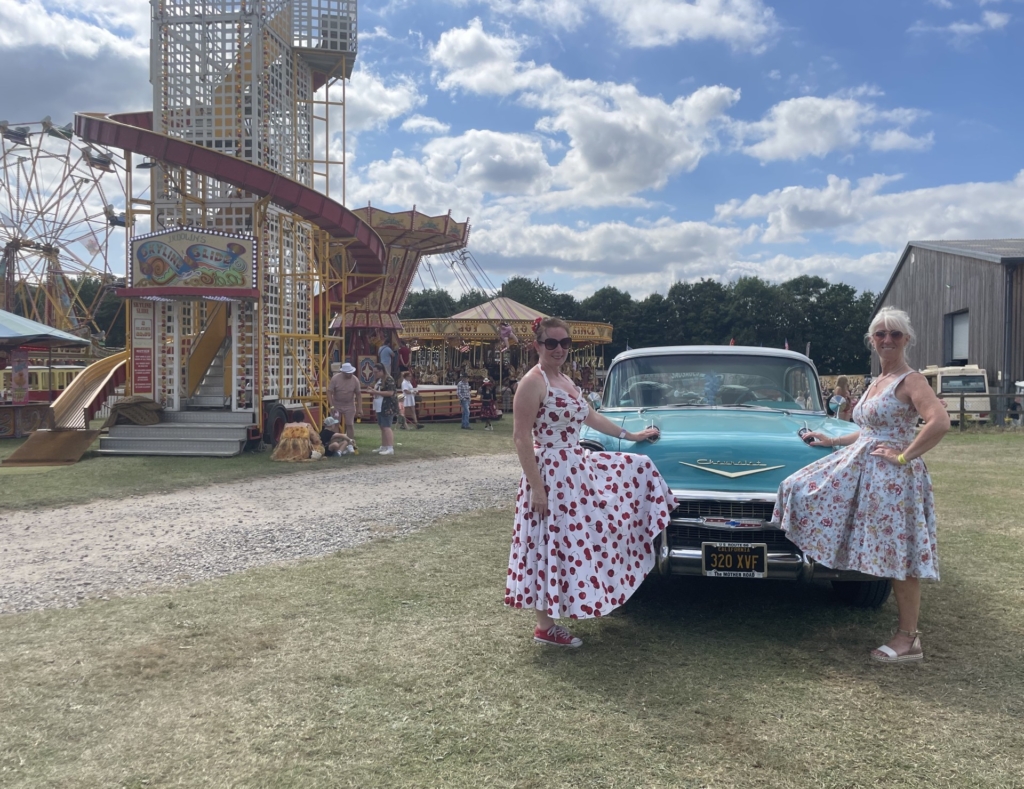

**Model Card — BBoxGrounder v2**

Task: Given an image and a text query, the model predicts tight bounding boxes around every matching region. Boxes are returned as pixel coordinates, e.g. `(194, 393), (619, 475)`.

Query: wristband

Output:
(619, 429), (627, 440)
(897, 453), (908, 465)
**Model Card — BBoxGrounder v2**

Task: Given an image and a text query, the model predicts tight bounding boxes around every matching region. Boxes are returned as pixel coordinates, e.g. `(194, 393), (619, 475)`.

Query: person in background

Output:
(378, 337), (395, 377)
(457, 372), (472, 430)
(328, 361), (362, 441)
(364, 362), (398, 455)
(501, 379), (514, 413)
(272, 410), (323, 462)
(833, 375), (854, 421)
(397, 339), (411, 373)
(400, 371), (424, 430)
(774, 307), (950, 663)
(478, 377), (497, 431)
(320, 416), (355, 456)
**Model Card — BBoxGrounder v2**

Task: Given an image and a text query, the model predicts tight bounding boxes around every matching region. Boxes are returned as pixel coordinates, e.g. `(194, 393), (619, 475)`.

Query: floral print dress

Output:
(773, 372), (939, 580)
(505, 369), (673, 619)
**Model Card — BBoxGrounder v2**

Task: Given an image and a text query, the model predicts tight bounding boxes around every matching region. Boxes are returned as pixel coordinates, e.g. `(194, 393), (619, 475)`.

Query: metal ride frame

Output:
(0, 119), (126, 337)
(111, 0), (367, 433)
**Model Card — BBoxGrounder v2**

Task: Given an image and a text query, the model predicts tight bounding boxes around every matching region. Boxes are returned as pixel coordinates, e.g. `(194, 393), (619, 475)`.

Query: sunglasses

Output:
(872, 330), (905, 340)
(540, 337), (573, 350)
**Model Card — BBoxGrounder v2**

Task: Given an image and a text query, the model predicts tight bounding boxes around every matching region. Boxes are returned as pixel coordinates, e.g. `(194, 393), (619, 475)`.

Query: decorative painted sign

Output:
(11, 349), (29, 405)
(131, 302), (155, 397)
(131, 228), (253, 291)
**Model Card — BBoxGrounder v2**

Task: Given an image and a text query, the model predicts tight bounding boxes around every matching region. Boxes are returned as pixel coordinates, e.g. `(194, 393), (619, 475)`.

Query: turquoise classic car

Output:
(579, 345), (891, 607)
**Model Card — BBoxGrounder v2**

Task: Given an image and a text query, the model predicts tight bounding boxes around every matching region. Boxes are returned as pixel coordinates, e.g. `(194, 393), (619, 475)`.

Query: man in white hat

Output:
(328, 361), (363, 441)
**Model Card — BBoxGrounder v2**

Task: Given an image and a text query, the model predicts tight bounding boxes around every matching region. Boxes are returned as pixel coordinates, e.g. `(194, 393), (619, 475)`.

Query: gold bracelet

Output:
(897, 453), (908, 465)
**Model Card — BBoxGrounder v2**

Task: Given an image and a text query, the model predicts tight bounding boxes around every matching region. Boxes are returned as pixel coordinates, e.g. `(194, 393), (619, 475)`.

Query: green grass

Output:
(0, 416), (513, 511)
(1, 434), (1022, 788)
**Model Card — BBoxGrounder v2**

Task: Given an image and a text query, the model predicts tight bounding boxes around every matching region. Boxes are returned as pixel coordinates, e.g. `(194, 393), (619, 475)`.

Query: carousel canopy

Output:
(401, 297), (613, 345)
(451, 297), (544, 322)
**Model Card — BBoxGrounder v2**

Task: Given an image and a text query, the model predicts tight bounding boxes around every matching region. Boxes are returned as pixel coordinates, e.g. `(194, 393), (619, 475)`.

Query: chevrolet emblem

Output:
(679, 461), (785, 479)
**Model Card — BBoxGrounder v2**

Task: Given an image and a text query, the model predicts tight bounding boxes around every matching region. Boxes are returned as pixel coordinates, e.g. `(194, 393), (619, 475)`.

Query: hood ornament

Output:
(680, 461), (785, 479)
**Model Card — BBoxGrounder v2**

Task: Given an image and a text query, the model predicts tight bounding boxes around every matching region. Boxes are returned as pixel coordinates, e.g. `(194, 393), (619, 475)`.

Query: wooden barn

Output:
(873, 239), (1024, 394)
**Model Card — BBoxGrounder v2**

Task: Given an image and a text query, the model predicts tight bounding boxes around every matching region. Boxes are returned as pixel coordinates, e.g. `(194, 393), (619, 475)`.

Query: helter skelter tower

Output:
(102, 0), (375, 434)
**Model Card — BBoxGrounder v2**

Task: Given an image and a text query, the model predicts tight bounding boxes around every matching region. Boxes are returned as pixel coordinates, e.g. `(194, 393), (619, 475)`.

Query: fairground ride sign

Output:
(120, 228), (259, 300)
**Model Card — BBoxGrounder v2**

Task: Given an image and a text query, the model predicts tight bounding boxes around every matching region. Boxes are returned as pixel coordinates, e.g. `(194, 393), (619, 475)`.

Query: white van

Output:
(920, 365), (990, 423)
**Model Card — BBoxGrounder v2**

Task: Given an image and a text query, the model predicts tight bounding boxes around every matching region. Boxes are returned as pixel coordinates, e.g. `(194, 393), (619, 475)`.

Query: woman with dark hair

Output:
(774, 307), (950, 663)
(363, 362), (398, 455)
(505, 316), (673, 648)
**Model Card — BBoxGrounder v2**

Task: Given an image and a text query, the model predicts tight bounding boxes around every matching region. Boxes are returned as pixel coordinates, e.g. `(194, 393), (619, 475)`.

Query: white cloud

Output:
(982, 10), (1012, 26)
(470, 0), (587, 29)
(591, 0), (780, 51)
(0, 0), (148, 58)
(429, 20), (739, 207)
(870, 128), (935, 152)
(735, 90), (932, 162)
(716, 170), (1024, 247)
(468, 0), (779, 51)
(909, 8), (1011, 42)
(401, 115), (451, 135)
(0, 0), (149, 121)
(343, 69), (426, 133)
(928, 0), (954, 8)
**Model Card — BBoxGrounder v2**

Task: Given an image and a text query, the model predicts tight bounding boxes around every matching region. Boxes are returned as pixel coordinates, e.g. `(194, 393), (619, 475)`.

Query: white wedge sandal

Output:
(871, 628), (924, 663)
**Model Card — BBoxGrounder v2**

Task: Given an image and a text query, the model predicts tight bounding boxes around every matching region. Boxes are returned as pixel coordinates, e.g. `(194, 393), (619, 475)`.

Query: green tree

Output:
(580, 286), (635, 357)
(454, 288), (490, 312)
(666, 278), (730, 345)
(499, 276), (559, 314)
(400, 288), (457, 319)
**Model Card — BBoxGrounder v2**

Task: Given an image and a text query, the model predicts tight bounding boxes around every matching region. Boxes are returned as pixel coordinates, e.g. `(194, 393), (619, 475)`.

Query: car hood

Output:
(580, 408), (861, 494)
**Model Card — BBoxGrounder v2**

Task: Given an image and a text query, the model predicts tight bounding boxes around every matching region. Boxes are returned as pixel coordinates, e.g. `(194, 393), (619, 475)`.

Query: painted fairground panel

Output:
(130, 228), (255, 293)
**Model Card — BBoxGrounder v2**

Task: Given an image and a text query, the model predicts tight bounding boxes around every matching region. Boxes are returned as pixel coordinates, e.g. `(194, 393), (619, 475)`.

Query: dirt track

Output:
(1, 454), (521, 613)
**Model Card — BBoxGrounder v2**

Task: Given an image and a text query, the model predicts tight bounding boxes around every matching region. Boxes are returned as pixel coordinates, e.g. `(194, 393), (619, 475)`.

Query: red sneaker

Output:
(534, 624), (583, 648)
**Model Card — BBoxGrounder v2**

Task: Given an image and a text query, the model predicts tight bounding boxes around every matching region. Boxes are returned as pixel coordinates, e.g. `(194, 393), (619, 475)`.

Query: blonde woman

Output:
(400, 371), (423, 429)
(774, 307), (950, 663)
(833, 375), (853, 421)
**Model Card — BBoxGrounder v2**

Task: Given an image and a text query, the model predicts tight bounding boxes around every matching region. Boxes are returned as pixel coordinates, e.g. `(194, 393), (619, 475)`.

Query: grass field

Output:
(1, 434), (1022, 788)
(0, 416), (513, 511)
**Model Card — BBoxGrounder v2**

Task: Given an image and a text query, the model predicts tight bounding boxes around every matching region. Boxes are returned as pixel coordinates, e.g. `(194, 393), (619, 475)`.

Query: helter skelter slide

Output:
(16, 0), (468, 461)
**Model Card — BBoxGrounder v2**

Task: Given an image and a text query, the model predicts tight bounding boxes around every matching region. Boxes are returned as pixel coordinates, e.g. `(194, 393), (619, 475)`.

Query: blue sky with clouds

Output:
(1, 0), (1021, 298)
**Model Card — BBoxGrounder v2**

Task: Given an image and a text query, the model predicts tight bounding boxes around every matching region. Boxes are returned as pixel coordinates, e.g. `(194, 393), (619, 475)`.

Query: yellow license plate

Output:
(701, 542), (767, 578)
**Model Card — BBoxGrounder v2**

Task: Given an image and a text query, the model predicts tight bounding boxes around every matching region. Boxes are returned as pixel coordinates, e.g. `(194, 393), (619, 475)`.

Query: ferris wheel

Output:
(0, 117), (126, 335)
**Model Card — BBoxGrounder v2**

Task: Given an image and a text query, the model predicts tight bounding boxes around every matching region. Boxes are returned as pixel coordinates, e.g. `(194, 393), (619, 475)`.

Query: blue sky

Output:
(1, 0), (1021, 298)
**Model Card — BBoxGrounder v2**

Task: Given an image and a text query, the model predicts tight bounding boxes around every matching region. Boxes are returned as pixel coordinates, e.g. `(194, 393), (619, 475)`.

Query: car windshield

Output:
(603, 353), (823, 412)
(939, 375), (987, 395)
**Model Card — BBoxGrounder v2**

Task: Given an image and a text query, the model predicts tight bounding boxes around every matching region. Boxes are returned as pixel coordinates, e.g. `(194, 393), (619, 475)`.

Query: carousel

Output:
(400, 296), (613, 393)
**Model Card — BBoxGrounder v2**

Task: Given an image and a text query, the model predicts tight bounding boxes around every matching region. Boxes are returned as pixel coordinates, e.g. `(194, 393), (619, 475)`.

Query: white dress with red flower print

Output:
(773, 371), (939, 581)
(505, 369), (673, 620)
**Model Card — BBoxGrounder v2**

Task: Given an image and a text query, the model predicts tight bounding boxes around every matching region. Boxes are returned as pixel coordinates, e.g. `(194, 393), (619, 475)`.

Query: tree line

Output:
(401, 275), (877, 375)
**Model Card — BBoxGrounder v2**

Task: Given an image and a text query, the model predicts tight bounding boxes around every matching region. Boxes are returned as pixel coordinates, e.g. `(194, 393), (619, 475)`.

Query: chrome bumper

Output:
(657, 514), (877, 583)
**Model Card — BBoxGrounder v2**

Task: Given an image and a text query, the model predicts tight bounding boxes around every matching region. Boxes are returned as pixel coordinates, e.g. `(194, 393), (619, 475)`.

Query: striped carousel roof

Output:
(450, 297), (545, 322)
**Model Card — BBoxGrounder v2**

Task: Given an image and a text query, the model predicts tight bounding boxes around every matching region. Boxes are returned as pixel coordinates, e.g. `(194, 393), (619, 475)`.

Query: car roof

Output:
(610, 345), (815, 365)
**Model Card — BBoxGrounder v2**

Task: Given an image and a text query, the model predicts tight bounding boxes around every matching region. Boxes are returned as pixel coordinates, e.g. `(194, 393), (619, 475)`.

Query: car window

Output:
(939, 375), (987, 395)
(604, 354), (823, 411)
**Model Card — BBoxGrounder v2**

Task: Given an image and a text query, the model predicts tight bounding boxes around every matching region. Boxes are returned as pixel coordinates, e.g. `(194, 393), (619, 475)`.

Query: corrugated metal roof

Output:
(909, 239), (1024, 264)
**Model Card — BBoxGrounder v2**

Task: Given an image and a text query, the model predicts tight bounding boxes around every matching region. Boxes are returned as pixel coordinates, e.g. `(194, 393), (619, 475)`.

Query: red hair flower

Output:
(532, 316), (543, 332)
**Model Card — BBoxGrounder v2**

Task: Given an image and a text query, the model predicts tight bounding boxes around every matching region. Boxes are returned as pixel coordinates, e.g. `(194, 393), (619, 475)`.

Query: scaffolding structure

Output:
(126, 0), (358, 424)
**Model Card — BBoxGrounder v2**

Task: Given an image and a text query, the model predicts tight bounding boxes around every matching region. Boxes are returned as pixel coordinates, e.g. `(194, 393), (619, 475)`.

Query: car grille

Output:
(671, 500), (776, 522)
(667, 524), (798, 552)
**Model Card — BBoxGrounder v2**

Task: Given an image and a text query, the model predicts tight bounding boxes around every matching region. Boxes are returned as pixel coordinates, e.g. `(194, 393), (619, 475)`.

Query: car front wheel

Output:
(831, 579), (892, 608)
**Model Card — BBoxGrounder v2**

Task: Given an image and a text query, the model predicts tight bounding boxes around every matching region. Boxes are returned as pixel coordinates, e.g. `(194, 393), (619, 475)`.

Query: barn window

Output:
(944, 310), (970, 365)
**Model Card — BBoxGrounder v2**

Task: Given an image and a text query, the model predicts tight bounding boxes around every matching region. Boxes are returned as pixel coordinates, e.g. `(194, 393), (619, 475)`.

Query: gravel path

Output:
(1, 454), (521, 614)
